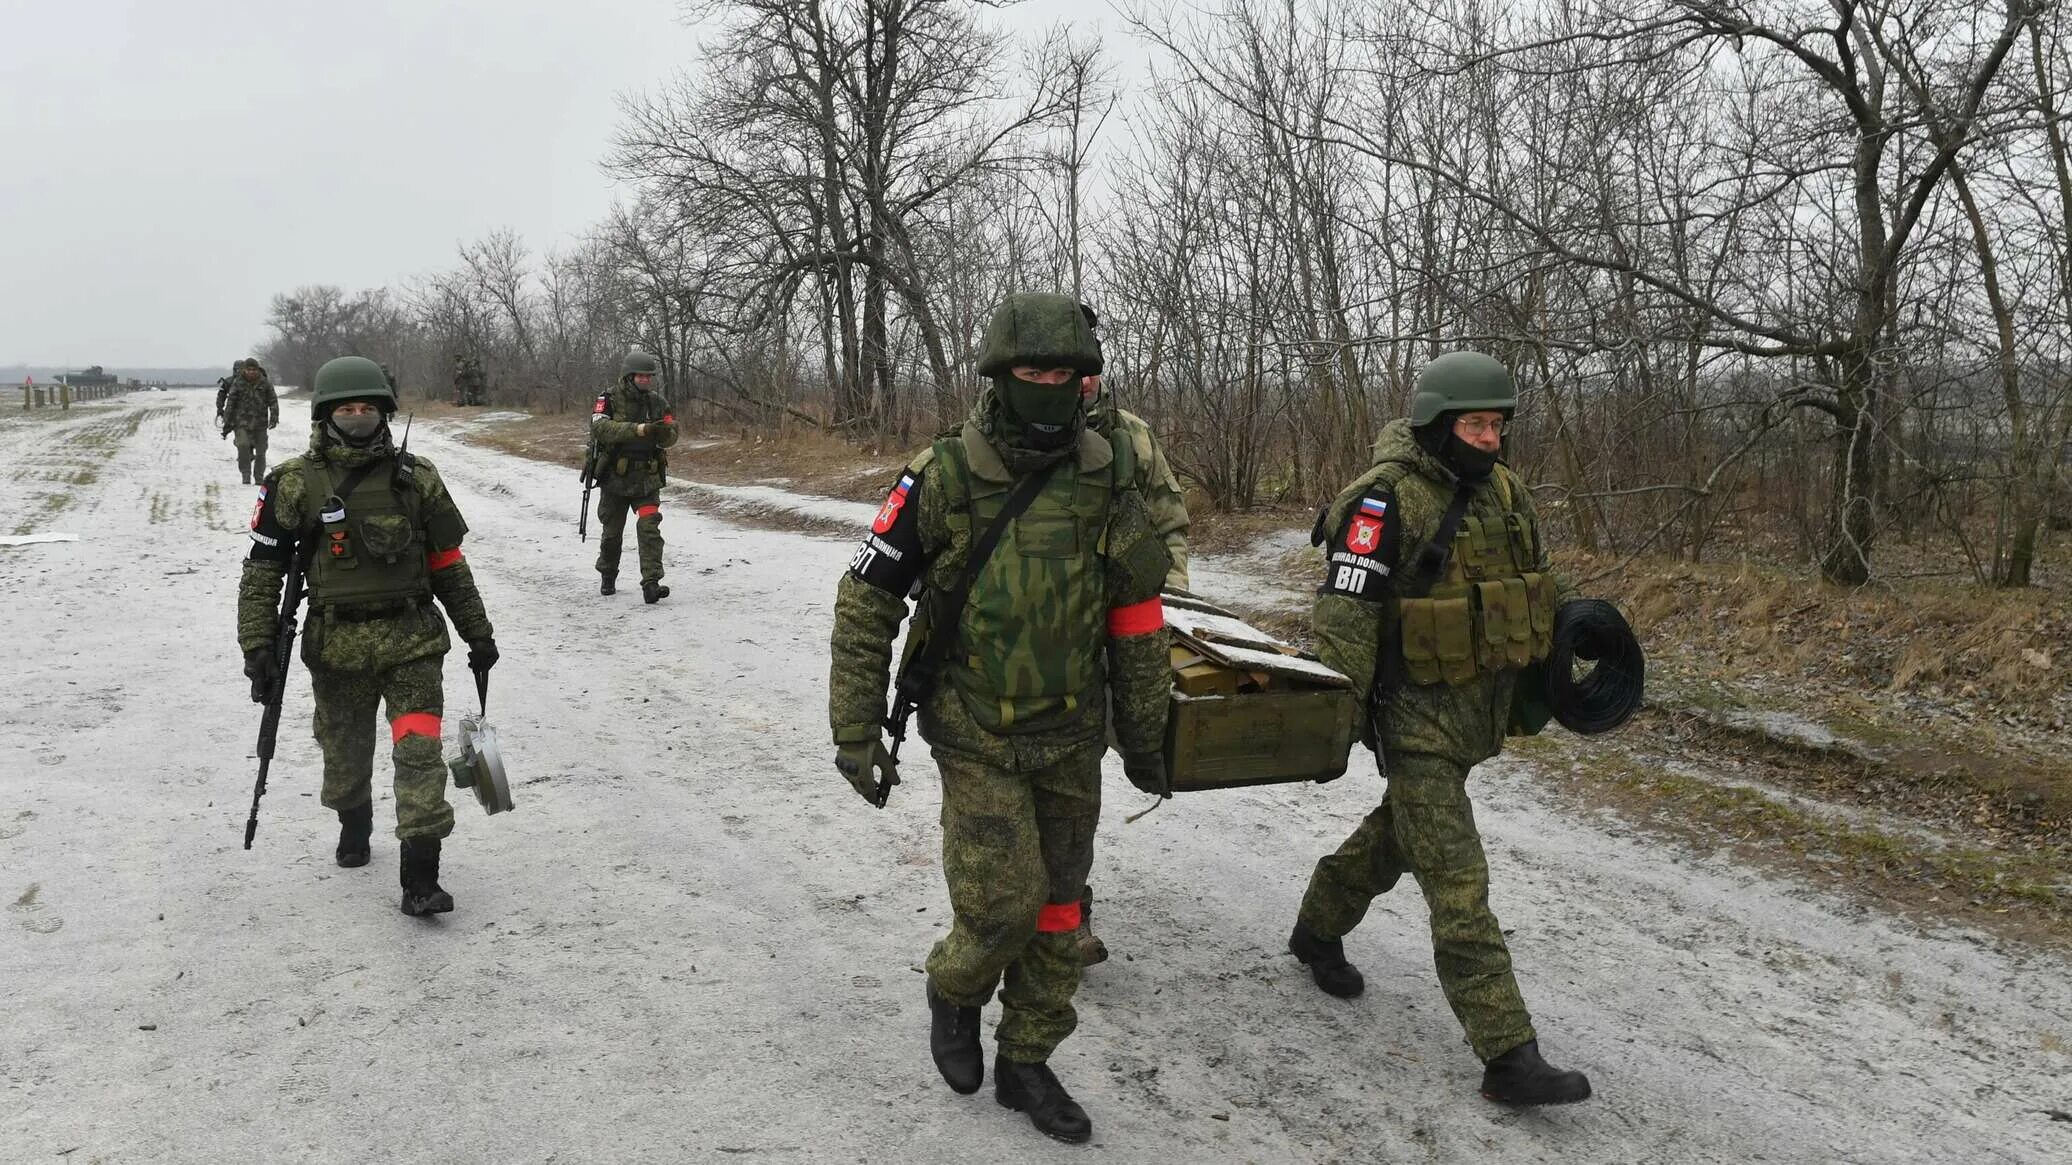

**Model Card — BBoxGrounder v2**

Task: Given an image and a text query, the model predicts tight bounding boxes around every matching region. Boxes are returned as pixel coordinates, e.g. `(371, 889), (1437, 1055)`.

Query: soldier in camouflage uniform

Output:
(828, 293), (1173, 1144)
(220, 359), (279, 484)
(239, 356), (498, 917)
(452, 354), (487, 406)
(1289, 351), (1591, 1105)
(589, 350), (679, 603)
(1072, 302), (1192, 967)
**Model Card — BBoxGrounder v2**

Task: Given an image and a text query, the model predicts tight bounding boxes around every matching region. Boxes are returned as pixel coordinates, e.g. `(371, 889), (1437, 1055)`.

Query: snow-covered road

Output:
(2, 393), (2065, 1164)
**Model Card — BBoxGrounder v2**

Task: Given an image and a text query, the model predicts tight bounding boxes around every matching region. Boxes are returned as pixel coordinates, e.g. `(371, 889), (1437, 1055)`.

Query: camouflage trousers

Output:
(308, 656), (454, 842)
(594, 489), (664, 585)
(926, 742), (1102, 1064)
(232, 427), (268, 482)
(1298, 750), (1535, 1061)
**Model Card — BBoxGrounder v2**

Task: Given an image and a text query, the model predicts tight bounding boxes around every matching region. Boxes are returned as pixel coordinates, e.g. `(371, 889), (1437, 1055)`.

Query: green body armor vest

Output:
(924, 430), (1134, 735)
(1386, 464), (1557, 686)
(306, 458), (432, 613)
(600, 388), (669, 480)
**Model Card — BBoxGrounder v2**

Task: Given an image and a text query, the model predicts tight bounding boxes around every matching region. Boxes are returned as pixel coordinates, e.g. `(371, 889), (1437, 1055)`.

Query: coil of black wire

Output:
(1546, 598), (1645, 735)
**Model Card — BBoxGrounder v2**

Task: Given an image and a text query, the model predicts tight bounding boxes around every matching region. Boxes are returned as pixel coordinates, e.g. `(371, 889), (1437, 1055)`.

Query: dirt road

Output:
(2, 393), (2065, 1163)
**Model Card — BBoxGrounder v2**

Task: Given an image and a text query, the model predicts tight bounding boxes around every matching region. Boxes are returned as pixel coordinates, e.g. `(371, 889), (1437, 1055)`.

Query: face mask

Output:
(995, 375), (1083, 450)
(1442, 432), (1499, 481)
(328, 411), (385, 446)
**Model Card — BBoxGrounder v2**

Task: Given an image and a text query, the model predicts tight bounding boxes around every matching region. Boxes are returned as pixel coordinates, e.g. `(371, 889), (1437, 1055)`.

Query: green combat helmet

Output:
(310, 355), (399, 419)
(1409, 351), (1517, 424)
(976, 293), (1103, 377)
(621, 349), (662, 379)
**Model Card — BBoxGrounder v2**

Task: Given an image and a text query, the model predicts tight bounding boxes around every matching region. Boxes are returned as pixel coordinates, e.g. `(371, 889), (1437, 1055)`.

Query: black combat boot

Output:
(1289, 919), (1365, 998)
(398, 838), (454, 917)
(994, 1054), (1091, 1144)
(926, 981), (983, 1095)
(1480, 1039), (1592, 1105)
(642, 580), (670, 604)
(599, 573), (616, 596)
(334, 803), (373, 868)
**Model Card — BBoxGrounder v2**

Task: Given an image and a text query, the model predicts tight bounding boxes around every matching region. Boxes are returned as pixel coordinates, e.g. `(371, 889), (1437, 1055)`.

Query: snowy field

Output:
(2, 393), (2066, 1163)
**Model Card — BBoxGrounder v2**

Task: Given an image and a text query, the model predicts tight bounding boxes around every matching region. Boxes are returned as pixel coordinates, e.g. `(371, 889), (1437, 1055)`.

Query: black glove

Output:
(1123, 751), (1169, 797)
(243, 646), (278, 704)
(467, 638), (499, 674)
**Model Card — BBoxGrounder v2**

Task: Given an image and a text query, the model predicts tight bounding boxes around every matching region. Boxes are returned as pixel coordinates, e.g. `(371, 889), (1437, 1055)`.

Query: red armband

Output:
(1035, 901), (1083, 933)
(426, 547), (464, 571)
(1107, 596), (1164, 637)
(390, 712), (442, 743)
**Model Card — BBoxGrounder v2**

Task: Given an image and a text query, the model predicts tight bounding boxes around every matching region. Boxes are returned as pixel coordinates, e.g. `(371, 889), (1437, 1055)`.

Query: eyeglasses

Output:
(1454, 416), (1507, 437)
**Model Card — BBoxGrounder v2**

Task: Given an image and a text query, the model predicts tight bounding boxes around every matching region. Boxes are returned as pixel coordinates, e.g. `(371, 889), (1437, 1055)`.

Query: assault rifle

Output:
(578, 444), (596, 541)
(243, 548), (308, 849)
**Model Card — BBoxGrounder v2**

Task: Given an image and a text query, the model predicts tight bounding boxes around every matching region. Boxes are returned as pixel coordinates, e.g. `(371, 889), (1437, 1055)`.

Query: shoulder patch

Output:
(850, 467), (928, 596)
(1320, 485), (1399, 600)
(247, 471), (295, 561)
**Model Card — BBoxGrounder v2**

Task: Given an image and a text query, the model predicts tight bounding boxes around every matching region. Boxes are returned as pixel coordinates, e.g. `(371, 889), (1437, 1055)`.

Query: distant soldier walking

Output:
(220, 358), (279, 484)
(588, 350), (678, 603)
(239, 356), (498, 916)
(451, 354), (486, 407)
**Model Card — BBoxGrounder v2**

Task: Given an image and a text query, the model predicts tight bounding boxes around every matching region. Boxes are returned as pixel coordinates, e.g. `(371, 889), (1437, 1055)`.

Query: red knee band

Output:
(390, 713), (441, 743)
(1036, 901), (1083, 933)
(425, 547), (464, 571)
(1107, 596), (1164, 637)
(636, 504), (660, 519)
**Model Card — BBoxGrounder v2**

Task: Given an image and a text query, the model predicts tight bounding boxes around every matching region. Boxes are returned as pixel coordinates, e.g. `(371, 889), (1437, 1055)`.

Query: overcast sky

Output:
(2, 1), (1120, 368)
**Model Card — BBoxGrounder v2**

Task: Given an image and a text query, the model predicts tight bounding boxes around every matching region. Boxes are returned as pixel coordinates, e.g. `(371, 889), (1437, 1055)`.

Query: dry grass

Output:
(1572, 549), (2071, 727)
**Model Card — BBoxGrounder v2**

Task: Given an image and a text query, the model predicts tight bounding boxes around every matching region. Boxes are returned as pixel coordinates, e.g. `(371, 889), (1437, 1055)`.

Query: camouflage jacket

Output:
(589, 381), (678, 496)
(222, 377), (278, 432)
(829, 418), (1172, 772)
(1089, 396), (1191, 590)
(238, 434), (493, 670)
(1310, 419), (1572, 766)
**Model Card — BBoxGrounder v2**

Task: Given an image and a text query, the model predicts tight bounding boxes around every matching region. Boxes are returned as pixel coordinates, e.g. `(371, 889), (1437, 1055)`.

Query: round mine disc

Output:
(467, 723), (515, 815)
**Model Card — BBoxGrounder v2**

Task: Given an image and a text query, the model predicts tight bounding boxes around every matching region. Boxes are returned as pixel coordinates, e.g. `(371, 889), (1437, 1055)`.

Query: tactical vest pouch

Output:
(1470, 578), (1534, 670)
(1399, 588), (1478, 686)
(1474, 580), (1508, 670)
(357, 513), (417, 563)
(1524, 571), (1557, 659)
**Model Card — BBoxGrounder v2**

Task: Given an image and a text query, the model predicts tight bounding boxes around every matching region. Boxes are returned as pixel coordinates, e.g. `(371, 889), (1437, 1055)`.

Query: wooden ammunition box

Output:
(1158, 592), (1357, 792)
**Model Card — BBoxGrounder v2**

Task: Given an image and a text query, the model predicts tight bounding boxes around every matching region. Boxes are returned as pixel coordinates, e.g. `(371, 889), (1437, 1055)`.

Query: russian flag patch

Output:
(872, 474), (915, 534)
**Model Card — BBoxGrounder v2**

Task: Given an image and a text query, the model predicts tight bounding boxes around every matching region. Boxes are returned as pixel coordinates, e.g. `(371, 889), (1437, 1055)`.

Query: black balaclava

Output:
(991, 374), (1084, 453)
(1414, 412), (1503, 482)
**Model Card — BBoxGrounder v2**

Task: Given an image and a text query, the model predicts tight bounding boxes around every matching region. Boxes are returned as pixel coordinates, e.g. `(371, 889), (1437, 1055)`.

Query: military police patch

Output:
(872, 473), (915, 534)
(851, 470), (926, 596)
(1321, 487), (1397, 599)
(247, 474), (293, 562)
